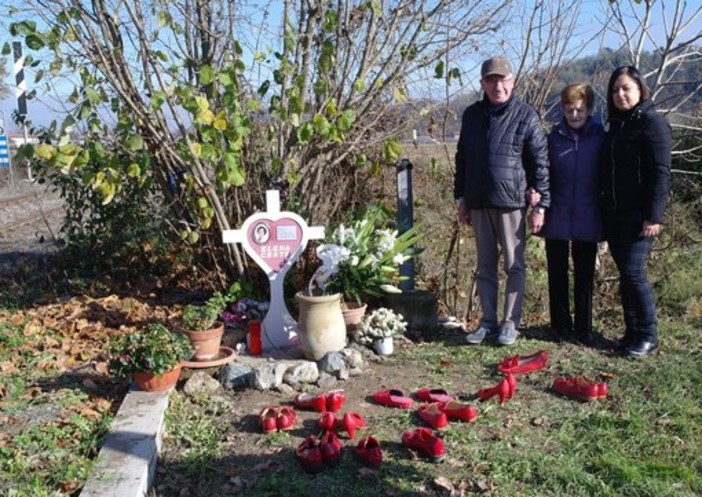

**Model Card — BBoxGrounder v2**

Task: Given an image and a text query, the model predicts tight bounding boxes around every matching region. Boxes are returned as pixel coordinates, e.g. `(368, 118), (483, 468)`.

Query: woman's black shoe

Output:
(624, 339), (659, 358)
(575, 331), (596, 347)
(612, 331), (634, 351)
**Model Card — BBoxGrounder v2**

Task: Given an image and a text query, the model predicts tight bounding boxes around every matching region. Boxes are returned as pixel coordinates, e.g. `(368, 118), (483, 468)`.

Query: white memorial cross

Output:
(222, 190), (324, 351)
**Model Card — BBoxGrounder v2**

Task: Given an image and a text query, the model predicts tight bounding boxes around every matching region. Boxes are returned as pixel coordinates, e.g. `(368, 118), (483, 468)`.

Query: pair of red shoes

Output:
(372, 387), (455, 409)
(402, 427), (445, 462)
(259, 406), (297, 433)
(319, 411), (365, 439)
(477, 374), (517, 404)
(416, 401), (478, 429)
(553, 376), (608, 401)
(295, 431), (342, 473)
(294, 390), (346, 412)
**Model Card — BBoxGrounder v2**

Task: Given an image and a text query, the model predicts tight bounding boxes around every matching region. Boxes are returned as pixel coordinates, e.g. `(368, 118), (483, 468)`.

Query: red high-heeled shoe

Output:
(318, 411), (338, 432)
(497, 350), (549, 375)
(477, 377), (511, 404)
(504, 373), (517, 399)
(341, 412), (365, 439)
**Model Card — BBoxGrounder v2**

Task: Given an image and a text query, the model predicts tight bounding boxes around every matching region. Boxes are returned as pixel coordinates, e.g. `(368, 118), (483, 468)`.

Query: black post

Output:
(396, 158), (414, 290)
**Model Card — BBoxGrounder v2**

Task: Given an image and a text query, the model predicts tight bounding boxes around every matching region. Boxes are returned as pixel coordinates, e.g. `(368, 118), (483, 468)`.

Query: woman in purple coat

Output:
(540, 83), (604, 346)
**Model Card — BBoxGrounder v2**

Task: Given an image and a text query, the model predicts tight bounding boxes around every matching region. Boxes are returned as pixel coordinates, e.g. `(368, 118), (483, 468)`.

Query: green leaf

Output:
(434, 61), (445, 79)
(297, 123), (313, 143)
(383, 138), (402, 164)
(126, 135), (144, 151)
(199, 65), (215, 85)
(25, 34), (45, 50)
(1, 43), (10, 56)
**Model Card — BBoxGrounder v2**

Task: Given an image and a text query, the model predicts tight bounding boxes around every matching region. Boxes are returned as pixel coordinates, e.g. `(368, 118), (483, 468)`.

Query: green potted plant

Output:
(108, 323), (193, 391)
(179, 291), (228, 362)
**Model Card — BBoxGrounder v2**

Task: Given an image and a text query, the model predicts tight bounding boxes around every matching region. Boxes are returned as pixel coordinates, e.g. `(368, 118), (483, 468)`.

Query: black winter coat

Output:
(454, 96), (550, 209)
(600, 99), (671, 224)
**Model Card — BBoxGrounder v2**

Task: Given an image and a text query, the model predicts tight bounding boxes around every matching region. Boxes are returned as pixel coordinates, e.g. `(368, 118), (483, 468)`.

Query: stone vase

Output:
(295, 291), (347, 361)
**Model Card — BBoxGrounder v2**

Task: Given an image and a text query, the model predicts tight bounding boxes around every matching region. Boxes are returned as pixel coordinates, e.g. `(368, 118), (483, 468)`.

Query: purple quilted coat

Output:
(540, 117), (604, 242)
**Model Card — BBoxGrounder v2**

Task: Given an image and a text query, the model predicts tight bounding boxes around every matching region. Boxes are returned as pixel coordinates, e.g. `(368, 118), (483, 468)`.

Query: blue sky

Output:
(1, 0), (700, 134)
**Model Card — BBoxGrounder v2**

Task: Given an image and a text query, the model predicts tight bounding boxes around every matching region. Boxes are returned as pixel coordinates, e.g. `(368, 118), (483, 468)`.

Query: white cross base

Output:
(222, 190), (324, 351)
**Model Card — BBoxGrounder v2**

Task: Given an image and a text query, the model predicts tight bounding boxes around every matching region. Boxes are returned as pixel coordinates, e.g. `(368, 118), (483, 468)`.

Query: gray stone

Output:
(250, 362), (288, 390)
(317, 371), (338, 389)
(274, 383), (295, 396)
(341, 348), (365, 369)
(183, 372), (222, 396)
(283, 361), (319, 386)
(218, 362), (252, 390)
(319, 351), (346, 374)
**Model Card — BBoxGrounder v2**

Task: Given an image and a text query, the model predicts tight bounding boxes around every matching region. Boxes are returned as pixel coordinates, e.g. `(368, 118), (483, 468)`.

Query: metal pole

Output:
(396, 158), (415, 290)
(13, 41), (32, 182)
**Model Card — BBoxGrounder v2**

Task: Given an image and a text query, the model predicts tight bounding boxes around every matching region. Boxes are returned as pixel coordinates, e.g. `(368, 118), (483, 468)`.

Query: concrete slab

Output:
(79, 387), (170, 497)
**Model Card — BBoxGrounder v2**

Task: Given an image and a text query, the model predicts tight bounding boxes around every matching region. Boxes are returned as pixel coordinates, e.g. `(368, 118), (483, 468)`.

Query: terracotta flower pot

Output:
(342, 302), (368, 335)
(132, 364), (183, 392)
(181, 322), (225, 362)
(295, 292), (347, 361)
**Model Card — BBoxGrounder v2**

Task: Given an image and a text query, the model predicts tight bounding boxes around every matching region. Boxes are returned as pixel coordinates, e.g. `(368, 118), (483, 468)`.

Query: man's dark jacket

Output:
(599, 99), (671, 224)
(454, 96), (550, 209)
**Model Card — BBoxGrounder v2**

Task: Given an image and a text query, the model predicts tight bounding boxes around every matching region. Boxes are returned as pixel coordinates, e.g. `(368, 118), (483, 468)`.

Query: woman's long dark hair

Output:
(606, 65), (651, 117)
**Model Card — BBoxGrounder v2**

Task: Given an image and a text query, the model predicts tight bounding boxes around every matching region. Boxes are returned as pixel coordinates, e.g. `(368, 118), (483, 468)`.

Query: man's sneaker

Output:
(497, 324), (519, 346)
(465, 325), (491, 345)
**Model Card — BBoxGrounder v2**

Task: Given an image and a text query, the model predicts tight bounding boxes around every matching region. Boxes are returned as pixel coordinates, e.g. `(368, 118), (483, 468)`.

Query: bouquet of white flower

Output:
(356, 307), (407, 346)
(308, 208), (423, 304)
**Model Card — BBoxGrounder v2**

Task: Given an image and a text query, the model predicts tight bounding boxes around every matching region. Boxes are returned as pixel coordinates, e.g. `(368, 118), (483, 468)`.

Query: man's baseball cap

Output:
(481, 57), (512, 78)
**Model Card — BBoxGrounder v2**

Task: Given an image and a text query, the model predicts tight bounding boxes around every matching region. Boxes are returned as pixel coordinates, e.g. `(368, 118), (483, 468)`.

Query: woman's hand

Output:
(641, 220), (661, 237)
(525, 188), (541, 206)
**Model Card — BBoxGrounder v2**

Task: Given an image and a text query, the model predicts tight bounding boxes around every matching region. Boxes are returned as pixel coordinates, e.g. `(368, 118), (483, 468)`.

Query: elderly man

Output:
(454, 56), (550, 346)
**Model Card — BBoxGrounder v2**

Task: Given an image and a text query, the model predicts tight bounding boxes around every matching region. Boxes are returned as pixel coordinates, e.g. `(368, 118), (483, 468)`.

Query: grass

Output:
(147, 318), (702, 497)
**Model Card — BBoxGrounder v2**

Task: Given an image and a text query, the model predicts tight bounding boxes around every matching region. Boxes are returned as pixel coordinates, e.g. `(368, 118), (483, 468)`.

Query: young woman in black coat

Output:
(600, 66), (672, 358)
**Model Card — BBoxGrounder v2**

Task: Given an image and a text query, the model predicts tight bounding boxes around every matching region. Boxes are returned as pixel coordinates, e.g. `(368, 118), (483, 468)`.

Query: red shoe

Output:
(477, 377), (511, 404)
(438, 401), (477, 422)
(276, 406), (297, 431)
(319, 411), (338, 432)
(294, 392), (327, 412)
(372, 389), (414, 409)
(259, 406), (278, 433)
(326, 389), (346, 412)
(497, 350), (549, 375)
(553, 376), (608, 401)
(296, 435), (324, 473)
(356, 435), (383, 468)
(505, 373), (517, 399)
(319, 430), (342, 465)
(417, 403), (449, 430)
(341, 412), (365, 439)
(401, 427), (445, 462)
(415, 388), (454, 403)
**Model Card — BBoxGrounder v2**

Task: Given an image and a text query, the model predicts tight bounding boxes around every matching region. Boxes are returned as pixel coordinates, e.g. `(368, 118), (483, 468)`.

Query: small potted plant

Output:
(179, 291), (228, 362)
(355, 307), (407, 356)
(108, 323), (194, 391)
